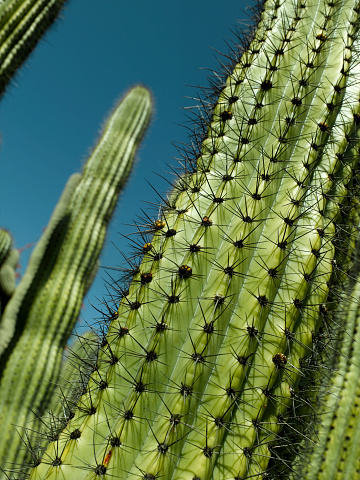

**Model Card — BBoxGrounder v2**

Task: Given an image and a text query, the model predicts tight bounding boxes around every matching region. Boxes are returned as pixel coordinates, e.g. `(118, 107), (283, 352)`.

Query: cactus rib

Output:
(291, 247), (360, 479)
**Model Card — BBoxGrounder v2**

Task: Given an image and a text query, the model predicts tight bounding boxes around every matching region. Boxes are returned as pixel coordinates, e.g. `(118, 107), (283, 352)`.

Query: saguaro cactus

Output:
(0, 85), (152, 474)
(3, 0), (360, 479)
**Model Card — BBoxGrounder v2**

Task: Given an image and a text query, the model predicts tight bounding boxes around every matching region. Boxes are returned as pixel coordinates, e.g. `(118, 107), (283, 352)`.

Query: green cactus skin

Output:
(0, 0), (68, 96)
(0, 228), (16, 316)
(0, 260), (17, 298)
(0, 173), (81, 358)
(289, 263), (360, 480)
(0, 230), (12, 266)
(0, 86), (152, 476)
(22, 0), (360, 479)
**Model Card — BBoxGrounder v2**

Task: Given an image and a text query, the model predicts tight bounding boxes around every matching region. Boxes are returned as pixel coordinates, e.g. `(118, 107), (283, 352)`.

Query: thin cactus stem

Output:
(0, 229), (17, 317)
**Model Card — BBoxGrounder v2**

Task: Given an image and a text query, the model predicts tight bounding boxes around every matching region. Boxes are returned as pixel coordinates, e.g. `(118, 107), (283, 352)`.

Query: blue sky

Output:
(0, 0), (254, 331)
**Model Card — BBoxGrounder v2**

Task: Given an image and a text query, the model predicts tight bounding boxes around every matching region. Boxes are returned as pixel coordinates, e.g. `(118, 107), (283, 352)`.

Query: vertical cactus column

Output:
(290, 256), (360, 480)
(0, 86), (152, 477)
(23, 0), (360, 479)
(0, 229), (18, 316)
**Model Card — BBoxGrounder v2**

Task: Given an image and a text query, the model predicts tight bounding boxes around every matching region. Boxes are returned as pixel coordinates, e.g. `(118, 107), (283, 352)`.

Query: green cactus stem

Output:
(0, 250), (19, 305)
(0, 230), (12, 266)
(0, 85), (152, 475)
(48, 331), (100, 421)
(23, 0), (360, 478)
(0, 0), (68, 96)
(289, 255), (360, 480)
(0, 228), (16, 316)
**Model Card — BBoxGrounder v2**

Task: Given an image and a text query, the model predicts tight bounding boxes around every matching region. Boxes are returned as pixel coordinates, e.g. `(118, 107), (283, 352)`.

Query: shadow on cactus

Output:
(2, 0), (360, 479)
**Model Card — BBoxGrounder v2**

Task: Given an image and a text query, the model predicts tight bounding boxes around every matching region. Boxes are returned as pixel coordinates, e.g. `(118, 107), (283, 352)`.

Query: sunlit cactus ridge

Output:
(19, 0), (360, 478)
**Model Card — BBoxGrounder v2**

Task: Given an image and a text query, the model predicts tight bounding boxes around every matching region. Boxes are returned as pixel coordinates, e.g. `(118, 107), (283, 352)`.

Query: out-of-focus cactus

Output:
(3, 0), (360, 479)
(0, 0), (68, 97)
(0, 229), (18, 315)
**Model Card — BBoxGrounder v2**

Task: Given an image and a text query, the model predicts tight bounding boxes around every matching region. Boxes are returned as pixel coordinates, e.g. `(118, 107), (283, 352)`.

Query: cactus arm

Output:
(0, 173), (81, 358)
(0, 249), (19, 311)
(0, 86), (152, 474)
(0, 0), (68, 97)
(24, 0), (360, 479)
(314, 277), (360, 480)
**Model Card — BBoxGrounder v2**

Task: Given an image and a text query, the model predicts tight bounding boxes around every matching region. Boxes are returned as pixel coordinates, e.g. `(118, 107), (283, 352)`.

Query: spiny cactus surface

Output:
(290, 258), (360, 480)
(20, 0), (360, 478)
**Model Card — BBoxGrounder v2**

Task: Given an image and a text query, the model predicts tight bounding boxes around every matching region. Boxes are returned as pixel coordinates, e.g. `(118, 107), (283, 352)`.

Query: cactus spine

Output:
(16, 0), (360, 479)
(290, 247), (360, 479)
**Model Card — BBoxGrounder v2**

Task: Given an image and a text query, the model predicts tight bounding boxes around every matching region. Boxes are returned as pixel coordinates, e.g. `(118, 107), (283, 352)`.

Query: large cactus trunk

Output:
(22, 0), (360, 479)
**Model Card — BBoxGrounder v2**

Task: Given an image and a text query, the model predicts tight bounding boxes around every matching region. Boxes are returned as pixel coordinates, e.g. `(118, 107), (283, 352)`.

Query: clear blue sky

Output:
(0, 0), (254, 332)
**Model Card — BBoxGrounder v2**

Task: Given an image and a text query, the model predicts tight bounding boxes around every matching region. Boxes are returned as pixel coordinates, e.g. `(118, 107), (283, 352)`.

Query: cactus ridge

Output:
(19, 0), (360, 479)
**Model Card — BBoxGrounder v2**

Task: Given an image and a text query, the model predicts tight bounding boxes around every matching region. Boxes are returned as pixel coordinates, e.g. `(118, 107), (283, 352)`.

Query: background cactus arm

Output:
(0, 229), (16, 316)
(0, 173), (81, 359)
(0, 230), (12, 266)
(0, 86), (152, 476)
(0, 0), (68, 97)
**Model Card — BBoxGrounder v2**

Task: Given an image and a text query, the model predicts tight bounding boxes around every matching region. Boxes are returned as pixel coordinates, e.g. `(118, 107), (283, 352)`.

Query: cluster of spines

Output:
(22, 0), (360, 479)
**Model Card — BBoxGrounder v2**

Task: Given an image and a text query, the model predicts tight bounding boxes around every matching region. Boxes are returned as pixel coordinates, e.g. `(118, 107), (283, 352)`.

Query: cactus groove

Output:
(18, 0), (360, 478)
